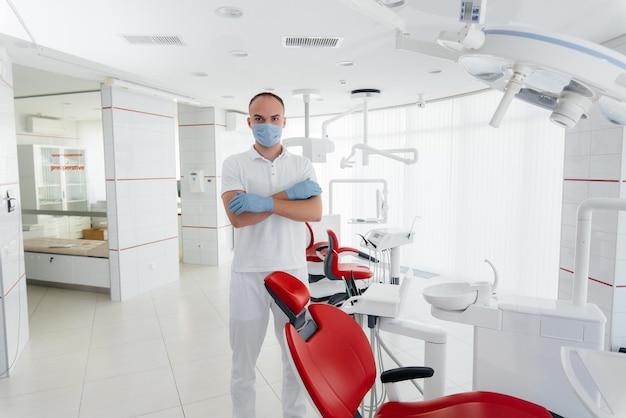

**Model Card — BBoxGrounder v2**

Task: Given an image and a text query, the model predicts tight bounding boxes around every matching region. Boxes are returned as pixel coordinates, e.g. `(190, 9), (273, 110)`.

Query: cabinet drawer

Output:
(35, 253), (73, 283)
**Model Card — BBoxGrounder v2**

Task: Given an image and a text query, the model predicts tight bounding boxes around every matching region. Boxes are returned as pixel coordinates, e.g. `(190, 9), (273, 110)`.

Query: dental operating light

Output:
(369, 0), (626, 128)
(453, 26), (626, 128)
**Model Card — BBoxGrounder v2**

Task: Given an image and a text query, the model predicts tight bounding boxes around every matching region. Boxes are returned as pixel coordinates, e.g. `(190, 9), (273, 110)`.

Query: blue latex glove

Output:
(228, 192), (274, 215)
(285, 178), (322, 200)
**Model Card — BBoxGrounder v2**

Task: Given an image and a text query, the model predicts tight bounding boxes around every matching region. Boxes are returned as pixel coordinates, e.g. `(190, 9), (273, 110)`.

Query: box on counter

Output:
(83, 227), (108, 240)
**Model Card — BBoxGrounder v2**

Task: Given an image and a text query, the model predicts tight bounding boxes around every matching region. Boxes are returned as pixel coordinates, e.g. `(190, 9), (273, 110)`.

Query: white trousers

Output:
(229, 268), (309, 418)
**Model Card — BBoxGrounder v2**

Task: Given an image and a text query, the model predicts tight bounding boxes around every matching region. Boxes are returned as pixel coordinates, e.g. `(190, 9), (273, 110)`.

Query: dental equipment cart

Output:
(342, 279), (447, 401)
(343, 226), (448, 400)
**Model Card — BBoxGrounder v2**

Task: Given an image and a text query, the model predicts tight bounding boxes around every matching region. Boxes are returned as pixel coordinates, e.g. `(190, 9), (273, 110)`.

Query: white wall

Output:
(0, 48), (30, 377)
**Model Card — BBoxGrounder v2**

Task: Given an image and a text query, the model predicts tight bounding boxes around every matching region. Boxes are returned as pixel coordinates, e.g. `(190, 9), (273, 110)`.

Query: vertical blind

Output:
(284, 90), (565, 297)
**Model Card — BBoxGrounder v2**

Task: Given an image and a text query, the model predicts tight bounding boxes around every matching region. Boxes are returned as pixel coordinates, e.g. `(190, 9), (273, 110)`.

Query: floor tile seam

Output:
(85, 336), (171, 368)
(91, 312), (162, 326)
(153, 304), (225, 319)
(196, 284), (228, 310)
(81, 364), (177, 386)
(89, 315), (163, 330)
(152, 303), (222, 318)
(167, 350), (231, 368)
(87, 334), (172, 351)
(77, 295), (101, 418)
(179, 391), (231, 408)
(198, 289), (230, 326)
(0, 381), (83, 402)
(25, 286), (47, 320)
(161, 321), (229, 338)
(13, 348), (90, 367)
(152, 301), (188, 411)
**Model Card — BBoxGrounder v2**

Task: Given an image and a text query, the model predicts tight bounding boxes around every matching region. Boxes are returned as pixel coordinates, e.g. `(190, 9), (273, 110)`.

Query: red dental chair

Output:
(305, 222), (328, 283)
(323, 228), (373, 306)
(264, 271), (554, 418)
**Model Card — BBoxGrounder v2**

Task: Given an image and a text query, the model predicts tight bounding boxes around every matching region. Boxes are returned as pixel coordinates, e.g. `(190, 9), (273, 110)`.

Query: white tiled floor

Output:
(0, 263), (473, 418)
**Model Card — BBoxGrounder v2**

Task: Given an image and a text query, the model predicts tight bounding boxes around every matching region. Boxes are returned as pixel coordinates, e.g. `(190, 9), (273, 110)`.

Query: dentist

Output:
(221, 92), (322, 418)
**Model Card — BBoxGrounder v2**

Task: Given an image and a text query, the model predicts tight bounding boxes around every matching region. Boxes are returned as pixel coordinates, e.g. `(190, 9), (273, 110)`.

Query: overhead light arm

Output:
(489, 65), (530, 127)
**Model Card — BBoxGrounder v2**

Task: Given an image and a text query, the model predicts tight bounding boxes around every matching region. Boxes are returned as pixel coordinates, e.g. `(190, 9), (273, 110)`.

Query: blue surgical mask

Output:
(253, 123), (282, 147)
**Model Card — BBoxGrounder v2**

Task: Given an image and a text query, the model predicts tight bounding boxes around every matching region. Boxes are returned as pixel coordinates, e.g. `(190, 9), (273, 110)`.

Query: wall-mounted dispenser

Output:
(188, 170), (205, 193)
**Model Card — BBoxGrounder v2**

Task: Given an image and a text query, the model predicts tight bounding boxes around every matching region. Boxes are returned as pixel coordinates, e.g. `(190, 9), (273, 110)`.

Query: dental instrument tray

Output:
(341, 282), (402, 318)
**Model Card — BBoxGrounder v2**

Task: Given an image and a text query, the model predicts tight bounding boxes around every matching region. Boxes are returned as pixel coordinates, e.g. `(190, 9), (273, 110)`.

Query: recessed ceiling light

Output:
(337, 61), (355, 67)
(190, 71), (209, 77)
(215, 6), (243, 18)
(230, 50), (249, 58)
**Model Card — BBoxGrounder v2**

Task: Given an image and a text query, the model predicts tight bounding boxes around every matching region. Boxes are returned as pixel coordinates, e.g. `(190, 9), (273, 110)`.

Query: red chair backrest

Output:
(323, 229), (340, 279)
(285, 303), (376, 418)
(306, 222), (328, 262)
(305, 222), (315, 250)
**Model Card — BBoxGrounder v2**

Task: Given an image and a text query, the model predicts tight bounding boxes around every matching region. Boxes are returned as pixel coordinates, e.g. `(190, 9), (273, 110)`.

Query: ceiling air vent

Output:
(121, 34), (186, 46)
(282, 36), (343, 48)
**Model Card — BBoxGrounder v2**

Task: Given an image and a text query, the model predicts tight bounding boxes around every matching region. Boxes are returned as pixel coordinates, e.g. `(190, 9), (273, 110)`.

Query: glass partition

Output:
(14, 91), (107, 240)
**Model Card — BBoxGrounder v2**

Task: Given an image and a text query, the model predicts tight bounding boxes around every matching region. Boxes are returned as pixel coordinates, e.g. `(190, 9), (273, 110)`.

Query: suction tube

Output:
(573, 198), (626, 306)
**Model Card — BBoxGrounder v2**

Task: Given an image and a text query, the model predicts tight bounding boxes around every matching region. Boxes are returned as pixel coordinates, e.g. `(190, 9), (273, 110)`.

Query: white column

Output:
(177, 105), (249, 265)
(101, 85), (180, 301)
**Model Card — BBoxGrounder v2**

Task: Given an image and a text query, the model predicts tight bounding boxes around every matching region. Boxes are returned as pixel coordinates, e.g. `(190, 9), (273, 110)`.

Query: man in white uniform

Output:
(221, 92), (322, 418)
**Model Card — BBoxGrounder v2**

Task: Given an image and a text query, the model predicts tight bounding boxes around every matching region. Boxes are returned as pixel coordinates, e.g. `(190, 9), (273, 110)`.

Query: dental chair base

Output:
(432, 294), (606, 418)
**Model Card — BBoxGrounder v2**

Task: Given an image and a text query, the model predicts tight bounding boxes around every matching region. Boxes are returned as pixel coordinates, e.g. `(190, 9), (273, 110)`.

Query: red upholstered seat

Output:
(271, 271), (554, 418)
(375, 392), (554, 417)
(331, 260), (373, 280)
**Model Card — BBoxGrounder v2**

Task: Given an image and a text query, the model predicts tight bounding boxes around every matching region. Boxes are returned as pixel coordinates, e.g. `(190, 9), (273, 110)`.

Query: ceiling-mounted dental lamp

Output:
(550, 91), (593, 129)
(282, 89), (334, 163)
(346, 0), (626, 128)
(451, 26), (626, 128)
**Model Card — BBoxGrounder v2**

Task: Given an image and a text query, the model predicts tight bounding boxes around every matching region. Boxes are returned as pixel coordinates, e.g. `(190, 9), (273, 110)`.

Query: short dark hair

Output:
(249, 92), (285, 113)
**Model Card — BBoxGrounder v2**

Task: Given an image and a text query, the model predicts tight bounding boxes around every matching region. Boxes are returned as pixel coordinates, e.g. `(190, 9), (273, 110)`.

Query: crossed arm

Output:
(222, 179), (322, 228)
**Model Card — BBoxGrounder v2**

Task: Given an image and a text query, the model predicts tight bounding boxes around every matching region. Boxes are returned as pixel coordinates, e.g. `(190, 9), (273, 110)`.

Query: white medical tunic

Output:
(221, 146), (317, 273)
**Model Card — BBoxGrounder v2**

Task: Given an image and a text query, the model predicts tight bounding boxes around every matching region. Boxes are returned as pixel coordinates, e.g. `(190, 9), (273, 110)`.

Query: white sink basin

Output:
(422, 282), (478, 311)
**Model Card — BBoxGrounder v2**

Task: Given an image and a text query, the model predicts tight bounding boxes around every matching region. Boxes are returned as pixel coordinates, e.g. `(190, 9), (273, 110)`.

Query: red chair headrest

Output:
(264, 271), (310, 315)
